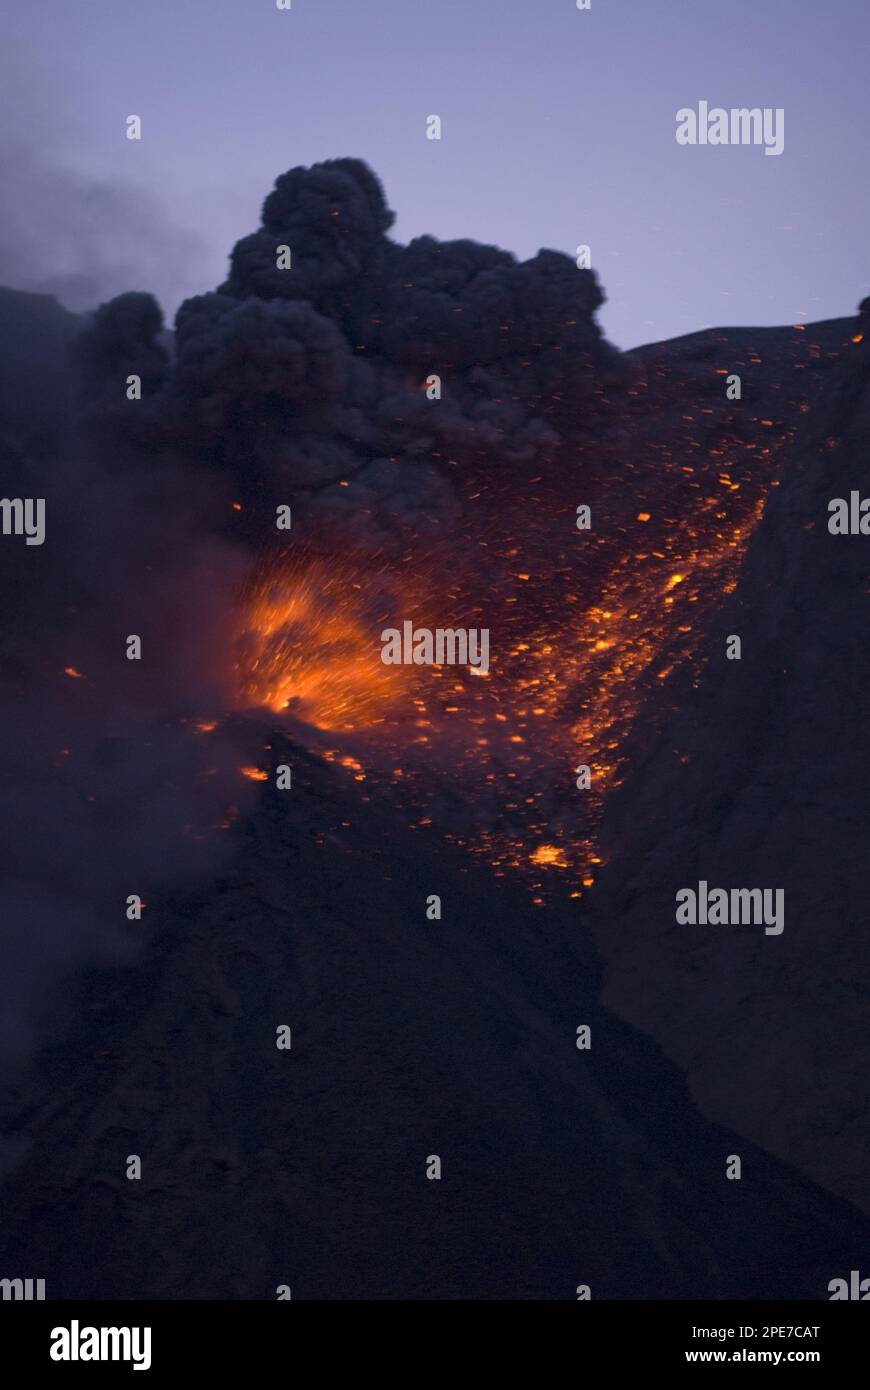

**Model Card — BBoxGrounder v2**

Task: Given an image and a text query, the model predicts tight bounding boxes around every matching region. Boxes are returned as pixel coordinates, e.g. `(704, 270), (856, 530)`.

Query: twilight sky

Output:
(0, 0), (867, 348)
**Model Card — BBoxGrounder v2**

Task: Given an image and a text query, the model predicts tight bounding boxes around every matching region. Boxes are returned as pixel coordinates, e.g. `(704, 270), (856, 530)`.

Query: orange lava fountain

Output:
(235, 561), (411, 731)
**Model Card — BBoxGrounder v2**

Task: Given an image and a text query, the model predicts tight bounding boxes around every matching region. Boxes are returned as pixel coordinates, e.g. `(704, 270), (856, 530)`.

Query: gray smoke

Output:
(78, 157), (617, 550)
(0, 288), (257, 1064)
(0, 140), (204, 318)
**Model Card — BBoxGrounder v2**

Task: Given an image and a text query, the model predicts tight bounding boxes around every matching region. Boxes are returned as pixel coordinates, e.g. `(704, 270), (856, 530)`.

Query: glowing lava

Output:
(531, 844), (569, 868)
(235, 561), (409, 730)
(232, 443), (781, 900)
(231, 477), (771, 901)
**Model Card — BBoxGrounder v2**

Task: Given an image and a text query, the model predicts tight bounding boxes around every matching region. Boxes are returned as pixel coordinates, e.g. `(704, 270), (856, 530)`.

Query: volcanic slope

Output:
(590, 315), (870, 1214)
(0, 731), (868, 1299)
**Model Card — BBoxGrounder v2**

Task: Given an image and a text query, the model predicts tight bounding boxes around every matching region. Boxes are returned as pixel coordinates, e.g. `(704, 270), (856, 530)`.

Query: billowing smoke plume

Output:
(0, 157), (615, 1063)
(82, 157), (617, 550)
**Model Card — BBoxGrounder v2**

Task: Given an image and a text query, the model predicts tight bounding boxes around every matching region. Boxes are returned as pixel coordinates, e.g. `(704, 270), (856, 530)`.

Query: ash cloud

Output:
(83, 157), (618, 550)
(0, 156), (616, 1065)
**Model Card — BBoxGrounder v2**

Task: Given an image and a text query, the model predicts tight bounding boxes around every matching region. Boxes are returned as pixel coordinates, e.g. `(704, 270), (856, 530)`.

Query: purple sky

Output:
(1, 0), (867, 348)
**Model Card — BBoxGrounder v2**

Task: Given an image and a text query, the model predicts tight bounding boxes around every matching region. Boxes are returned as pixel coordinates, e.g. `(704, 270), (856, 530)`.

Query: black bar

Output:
(1, 1299), (866, 1376)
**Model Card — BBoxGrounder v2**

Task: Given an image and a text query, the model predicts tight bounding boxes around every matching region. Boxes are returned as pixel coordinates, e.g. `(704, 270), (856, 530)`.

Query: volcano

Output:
(0, 158), (867, 1299)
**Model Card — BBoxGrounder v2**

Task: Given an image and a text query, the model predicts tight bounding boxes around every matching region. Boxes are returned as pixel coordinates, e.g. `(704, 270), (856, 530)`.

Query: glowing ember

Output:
(240, 766), (268, 781)
(231, 414), (783, 899)
(531, 844), (569, 868)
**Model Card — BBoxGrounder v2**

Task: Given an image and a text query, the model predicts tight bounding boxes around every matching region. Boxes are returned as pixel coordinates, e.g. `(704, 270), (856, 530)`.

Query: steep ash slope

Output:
(591, 321), (870, 1211)
(0, 732), (868, 1299)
